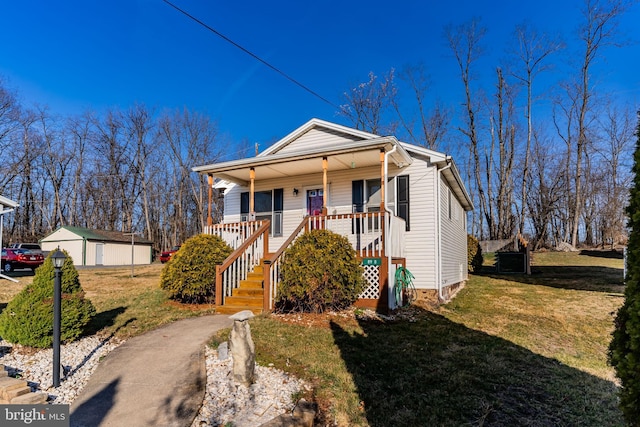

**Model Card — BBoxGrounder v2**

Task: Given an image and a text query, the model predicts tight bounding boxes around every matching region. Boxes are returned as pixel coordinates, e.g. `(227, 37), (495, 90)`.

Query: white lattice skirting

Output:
(359, 264), (380, 299)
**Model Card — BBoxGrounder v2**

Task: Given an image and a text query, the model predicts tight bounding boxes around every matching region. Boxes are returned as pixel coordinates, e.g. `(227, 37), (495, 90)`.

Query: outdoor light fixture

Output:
(293, 188), (299, 196)
(51, 249), (66, 388)
(51, 250), (66, 269)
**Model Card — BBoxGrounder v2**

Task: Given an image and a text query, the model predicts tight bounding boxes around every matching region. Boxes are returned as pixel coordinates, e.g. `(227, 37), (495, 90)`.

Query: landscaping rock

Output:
(555, 242), (577, 252)
(217, 341), (229, 360)
(229, 310), (256, 386)
(11, 391), (48, 404)
(259, 399), (316, 427)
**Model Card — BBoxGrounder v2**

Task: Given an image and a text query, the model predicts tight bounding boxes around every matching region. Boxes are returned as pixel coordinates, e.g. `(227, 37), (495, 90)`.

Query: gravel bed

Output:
(0, 335), (122, 404)
(0, 335), (307, 426)
(192, 346), (308, 426)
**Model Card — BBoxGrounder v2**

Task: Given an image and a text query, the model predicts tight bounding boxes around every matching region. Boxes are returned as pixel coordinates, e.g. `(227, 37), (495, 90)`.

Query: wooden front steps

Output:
(216, 264), (265, 315)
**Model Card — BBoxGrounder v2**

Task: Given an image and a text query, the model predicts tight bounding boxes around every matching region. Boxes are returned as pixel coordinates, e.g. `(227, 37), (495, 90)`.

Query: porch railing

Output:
(264, 216), (310, 311)
(212, 220), (270, 306)
(204, 220), (266, 250)
(206, 211), (405, 311)
(264, 211), (403, 310)
(314, 212), (385, 257)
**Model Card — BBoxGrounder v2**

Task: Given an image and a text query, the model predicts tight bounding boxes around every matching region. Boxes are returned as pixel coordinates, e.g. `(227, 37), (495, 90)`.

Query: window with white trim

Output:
(240, 189), (283, 236)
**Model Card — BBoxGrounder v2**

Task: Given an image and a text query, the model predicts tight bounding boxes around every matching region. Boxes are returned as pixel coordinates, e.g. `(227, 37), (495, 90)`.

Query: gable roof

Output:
(193, 119), (413, 186)
(193, 118), (473, 210)
(399, 143), (474, 211)
(43, 226), (153, 245)
(259, 118), (381, 156)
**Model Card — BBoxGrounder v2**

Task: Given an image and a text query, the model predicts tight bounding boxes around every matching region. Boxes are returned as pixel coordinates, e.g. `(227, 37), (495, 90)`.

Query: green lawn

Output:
(244, 250), (625, 426)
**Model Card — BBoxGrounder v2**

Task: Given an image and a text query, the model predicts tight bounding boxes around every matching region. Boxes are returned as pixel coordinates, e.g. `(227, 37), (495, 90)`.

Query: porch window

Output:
(352, 179), (382, 213)
(240, 189), (283, 236)
(352, 176), (410, 231)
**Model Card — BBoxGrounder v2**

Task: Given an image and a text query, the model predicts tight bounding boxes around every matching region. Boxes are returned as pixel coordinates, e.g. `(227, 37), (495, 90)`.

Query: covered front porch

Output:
(205, 211), (406, 313)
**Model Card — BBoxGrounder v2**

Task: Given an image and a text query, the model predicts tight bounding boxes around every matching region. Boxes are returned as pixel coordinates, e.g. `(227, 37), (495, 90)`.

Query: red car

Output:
(160, 246), (181, 263)
(1, 248), (45, 272)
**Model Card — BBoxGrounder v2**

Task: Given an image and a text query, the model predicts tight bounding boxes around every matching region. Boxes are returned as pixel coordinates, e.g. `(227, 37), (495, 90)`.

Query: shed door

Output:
(96, 243), (104, 265)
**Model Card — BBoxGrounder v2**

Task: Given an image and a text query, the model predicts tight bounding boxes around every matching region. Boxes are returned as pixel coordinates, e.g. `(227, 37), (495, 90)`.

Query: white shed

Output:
(40, 226), (153, 266)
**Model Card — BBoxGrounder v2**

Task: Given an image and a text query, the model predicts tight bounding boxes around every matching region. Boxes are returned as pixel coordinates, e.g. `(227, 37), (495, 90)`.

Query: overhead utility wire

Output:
(161, 0), (339, 109)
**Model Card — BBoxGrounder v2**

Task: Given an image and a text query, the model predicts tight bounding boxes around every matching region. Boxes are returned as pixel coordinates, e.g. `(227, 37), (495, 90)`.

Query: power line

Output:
(161, 0), (339, 109)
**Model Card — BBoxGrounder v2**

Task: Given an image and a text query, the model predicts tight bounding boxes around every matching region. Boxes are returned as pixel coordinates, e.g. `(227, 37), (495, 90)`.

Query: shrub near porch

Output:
(276, 229), (365, 313)
(160, 234), (232, 304)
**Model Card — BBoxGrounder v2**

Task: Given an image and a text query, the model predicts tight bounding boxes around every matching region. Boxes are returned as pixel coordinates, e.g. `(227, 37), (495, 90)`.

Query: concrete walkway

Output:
(70, 315), (233, 427)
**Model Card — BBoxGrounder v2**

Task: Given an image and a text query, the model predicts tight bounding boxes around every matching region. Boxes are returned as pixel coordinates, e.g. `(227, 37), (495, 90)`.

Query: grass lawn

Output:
(0, 263), (215, 339)
(245, 250), (625, 426)
(0, 251), (625, 426)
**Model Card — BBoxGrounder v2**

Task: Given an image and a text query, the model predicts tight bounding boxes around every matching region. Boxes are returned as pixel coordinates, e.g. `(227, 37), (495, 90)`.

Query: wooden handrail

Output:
(266, 216), (310, 264)
(215, 220), (270, 306)
(263, 216), (310, 311)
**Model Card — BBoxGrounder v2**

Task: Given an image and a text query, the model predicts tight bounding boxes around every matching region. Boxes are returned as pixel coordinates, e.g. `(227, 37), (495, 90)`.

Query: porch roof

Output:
(193, 137), (413, 186)
(0, 195), (19, 209)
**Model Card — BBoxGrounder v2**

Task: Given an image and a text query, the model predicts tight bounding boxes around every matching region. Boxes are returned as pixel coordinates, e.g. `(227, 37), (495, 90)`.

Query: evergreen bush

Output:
(467, 234), (483, 273)
(276, 229), (365, 313)
(610, 111), (640, 426)
(0, 251), (96, 348)
(160, 234), (232, 303)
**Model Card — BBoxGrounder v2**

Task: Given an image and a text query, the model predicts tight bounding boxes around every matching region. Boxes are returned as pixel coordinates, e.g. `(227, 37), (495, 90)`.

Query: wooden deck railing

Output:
(207, 212), (406, 311)
(263, 216), (310, 310)
(214, 220), (270, 306)
(262, 212), (405, 310)
(204, 220), (266, 250)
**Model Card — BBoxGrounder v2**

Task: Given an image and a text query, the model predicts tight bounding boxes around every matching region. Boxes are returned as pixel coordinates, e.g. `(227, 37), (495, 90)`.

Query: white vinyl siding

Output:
(224, 166), (382, 252)
(440, 181), (468, 286)
(41, 239), (84, 265)
(398, 160), (437, 290)
(276, 128), (361, 154)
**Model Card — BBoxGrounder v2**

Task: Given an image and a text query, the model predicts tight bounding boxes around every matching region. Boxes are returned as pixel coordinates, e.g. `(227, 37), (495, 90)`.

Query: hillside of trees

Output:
(338, 0), (636, 249)
(0, 89), (221, 253)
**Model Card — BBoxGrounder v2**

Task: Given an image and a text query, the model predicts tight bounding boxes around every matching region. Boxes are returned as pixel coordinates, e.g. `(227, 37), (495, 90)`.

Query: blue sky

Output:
(1, 0), (639, 157)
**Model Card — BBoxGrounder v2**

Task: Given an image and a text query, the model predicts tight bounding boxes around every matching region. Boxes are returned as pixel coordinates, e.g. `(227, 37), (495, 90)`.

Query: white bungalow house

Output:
(193, 118), (473, 314)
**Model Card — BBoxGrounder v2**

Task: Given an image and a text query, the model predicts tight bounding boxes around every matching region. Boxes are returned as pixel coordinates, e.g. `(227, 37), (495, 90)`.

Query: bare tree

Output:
(157, 108), (221, 246)
(338, 71), (397, 135)
(491, 68), (517, 239)
(596, 104), (635, 246)
(568, 0), (631, 247)
(65, 112), (93, 227)
(0, 80), (22, 193)
(527, 131), (566, 249)
(391, 64), (452, 150)
(36, 107), (73, 230)
(508, 23), (564, 235)
(445, 18), (488, 237)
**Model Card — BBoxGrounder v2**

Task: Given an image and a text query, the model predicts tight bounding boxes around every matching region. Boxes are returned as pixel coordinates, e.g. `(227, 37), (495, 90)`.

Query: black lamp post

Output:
(51, 249), (66, 388)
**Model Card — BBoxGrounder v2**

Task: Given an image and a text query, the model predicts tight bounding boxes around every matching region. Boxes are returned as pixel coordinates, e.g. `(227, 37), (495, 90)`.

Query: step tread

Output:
(224, 296), (263, 306)
(239, 280), (263, 289)
(235, 289), (263, 296)
(216, 305), (263, 315)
